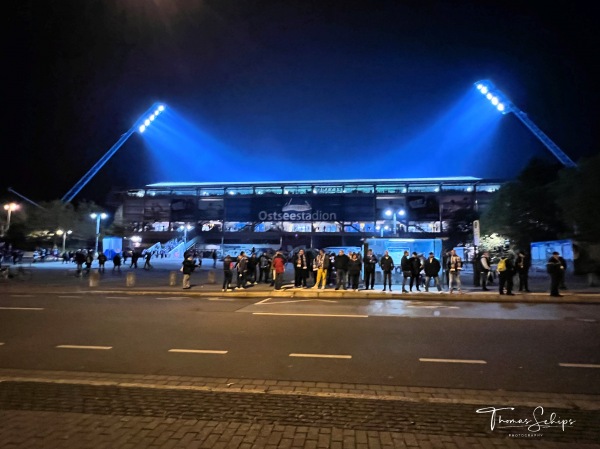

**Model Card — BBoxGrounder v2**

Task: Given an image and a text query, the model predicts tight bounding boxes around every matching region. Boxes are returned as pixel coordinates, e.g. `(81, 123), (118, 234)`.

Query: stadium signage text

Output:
(257, 210), (337, 221)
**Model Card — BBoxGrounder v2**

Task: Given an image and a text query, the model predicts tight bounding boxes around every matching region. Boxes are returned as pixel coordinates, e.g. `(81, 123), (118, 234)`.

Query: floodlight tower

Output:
(474, 80), (576, 168)
(61, 103), (167, 203)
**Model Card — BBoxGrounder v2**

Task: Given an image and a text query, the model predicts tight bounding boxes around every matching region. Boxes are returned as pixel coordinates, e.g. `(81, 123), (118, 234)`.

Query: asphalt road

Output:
(1, 292), (598, 395)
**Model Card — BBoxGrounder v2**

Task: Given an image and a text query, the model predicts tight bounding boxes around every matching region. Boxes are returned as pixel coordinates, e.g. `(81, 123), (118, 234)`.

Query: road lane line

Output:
(290, 353), (352, 359)
(56, 345), (112, 350)
(252, 312), (368, 318)
(559, 363), (600, 369)
(255, 297), (272, 304)
(156, 297), (184, 300)
(0, 343), (4, 346)
(0, 307), (44, 311)
(168, 349), (228, 354)
(58, 296), (82, 298)
(105, 297), (130, 300)
(419, 358), (487, 364)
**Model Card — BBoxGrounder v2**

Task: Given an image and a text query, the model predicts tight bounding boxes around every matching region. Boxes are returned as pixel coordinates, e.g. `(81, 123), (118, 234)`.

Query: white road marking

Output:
(168, 349), (228, 354)
(0, 343), (4, 346)
(0, 307), (44, 311)
(56, 345), (112, 350)
(156, 297), (184, 300)
(252, 312), (368, 318)
(58, 296), (82, 298)
(290, 353), (352, 359)
(419, 358), (487, 364)
(406, 305), (460, 309)
(559, 363), (600, 369)
(105, 297), (130, 300)
(255, 297), (272, 304)
(264, 299), (338, 304)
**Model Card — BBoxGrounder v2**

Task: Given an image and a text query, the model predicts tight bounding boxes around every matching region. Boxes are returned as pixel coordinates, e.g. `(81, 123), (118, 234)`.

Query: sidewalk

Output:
(2, 259), (600, 304)
(1, 368), (599, 449)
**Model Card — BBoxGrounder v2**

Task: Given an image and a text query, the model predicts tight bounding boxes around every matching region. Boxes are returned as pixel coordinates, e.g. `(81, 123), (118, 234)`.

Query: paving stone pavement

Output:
(1, 370), (599, 449)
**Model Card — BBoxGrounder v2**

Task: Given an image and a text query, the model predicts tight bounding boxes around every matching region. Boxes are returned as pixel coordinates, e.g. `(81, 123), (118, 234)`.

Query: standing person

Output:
(400, 250), (411, 293)
(379, 250), (395, 292)
(97, 252), (107, 273)
(515, 250), (531, 292)
(181, 254), (198, 289)
(293, 249), (309, 288)
(409, 252), (422, 292)
(130, 251), (140, 269)
(235, 251), (248, 289)
(112, 253), (122, 272)
(258, 252), (271, 284)
(447, 249), (463, 294)
(496, 253), (515, 295)
(74, 250), (86, 277)
(547, 252), (564, 297)
(423, 252), (442, 292)
(247, 253), (258, 284)
(363, 249), (378, 290)
(222, 254), (233, 291)
(480, 251), (492, 291)
(312, 249), (330, 289)
(143, 251), (153, 270)
(348, 253), (362, 291)
(212, 250), (217, 269)
(272, 251), (286, 290)
(84, 251), (94, 275)
(334, 250), (349, 290)
(558, 254), (568, 290)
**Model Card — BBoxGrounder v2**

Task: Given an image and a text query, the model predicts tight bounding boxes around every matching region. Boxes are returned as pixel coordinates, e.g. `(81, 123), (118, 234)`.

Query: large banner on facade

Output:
(224, 196), (374, 222)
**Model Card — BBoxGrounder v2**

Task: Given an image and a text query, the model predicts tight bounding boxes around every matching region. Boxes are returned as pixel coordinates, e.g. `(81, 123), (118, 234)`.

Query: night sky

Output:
(5, 0), (598, 203)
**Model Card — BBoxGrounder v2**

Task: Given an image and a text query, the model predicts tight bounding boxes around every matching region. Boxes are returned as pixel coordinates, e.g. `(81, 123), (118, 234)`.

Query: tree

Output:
(480, 158), (568, 248)
(6, 200), (105, 249)
(555, 153), (600, 243)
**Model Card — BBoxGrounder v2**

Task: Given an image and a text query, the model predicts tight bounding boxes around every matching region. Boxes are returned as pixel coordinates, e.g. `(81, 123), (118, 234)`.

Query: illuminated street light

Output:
(384, 208), (406, 236)
(90, 212), (108, 255)
(62, 103), (167, 203)
(179, 224), (193, 245)
(56, 229), (73, 254)
(474, 80), (576, 168)
(3, 203), (18, 234)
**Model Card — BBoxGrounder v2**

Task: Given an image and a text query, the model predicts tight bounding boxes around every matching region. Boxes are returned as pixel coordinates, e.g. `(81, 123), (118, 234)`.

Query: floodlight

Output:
(473, 80), (576, 168)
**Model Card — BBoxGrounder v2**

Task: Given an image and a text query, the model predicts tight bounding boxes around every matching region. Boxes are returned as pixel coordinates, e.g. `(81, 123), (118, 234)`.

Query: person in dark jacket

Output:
(379, 250), (395, 292)
(258, 252), (271, 284)
(112, 253), (121, 272)
(409, 252), (422, 292)
(480, 251), (492, 291)
(363, 249), (378, 290)
(348, 253), (362, 291)
(181, 255), (198, 289)
(293, 249), (309, 288)
(423, 252), (442, 292)
(547, 252), (564, 297)
(222, 254), (233, 291)
(235, 252), (248, 289)
(400, 250), (411, 293)
(97, 252), (108, 272)
(334, 250), (349, 290)
(515, 250), (531, 292)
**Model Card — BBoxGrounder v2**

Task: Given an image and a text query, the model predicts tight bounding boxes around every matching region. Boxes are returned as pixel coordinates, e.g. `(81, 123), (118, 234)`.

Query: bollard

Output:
(169, 271), (177, 286)
(89, 271), (100, 287)
(126, 271), (136, 287)
(207, 270), (216, 284)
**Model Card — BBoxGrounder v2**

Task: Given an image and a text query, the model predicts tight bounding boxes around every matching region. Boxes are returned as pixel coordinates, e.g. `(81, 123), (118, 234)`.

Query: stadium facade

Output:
(112, 177), (502, 250)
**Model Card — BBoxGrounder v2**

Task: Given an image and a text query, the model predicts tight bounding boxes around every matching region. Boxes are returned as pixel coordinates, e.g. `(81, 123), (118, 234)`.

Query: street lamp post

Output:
(90, 213), (108, 255)
(179, 224), (192, 245)
(56, 229), (73, 254)
(3, 203), (18, 234)
(385, 208), (405, 236)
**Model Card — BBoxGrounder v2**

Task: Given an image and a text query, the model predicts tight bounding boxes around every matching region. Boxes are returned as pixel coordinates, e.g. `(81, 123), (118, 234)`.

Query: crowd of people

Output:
(214, 247), (568, 297)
